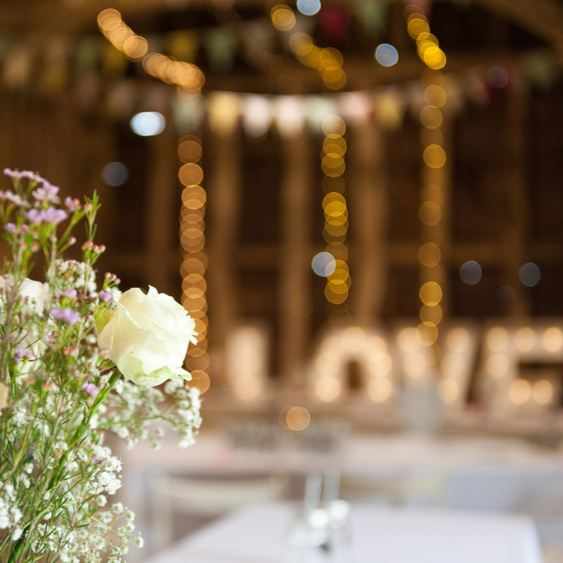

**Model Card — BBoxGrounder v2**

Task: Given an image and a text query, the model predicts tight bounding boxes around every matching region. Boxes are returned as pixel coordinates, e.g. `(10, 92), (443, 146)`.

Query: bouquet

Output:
(0, 169), (202, 563)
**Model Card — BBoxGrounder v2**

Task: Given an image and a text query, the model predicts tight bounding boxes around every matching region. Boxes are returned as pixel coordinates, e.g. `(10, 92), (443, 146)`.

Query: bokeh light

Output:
(515, 327), (536, 353)
(312, 252), (336, 277)
(424, 85), (447, 108)
(280, 406), (311, 431)
(437, 379), (459, 404)
(101, 162), (128, 186)
(368, 378), (392, 403)
(446, 328), (470, 352)
(418, 242), (441, 267)
(315, 378), (341, 402)
(419, 201), (441, 226)
(297, 0), (321, 16)
(460, 260), (482, 285)
(487, 353), (509, 378)
(178, 139), (203, 163)
(419, 106), (443, 129)
(519, 262), (541, 287)
(509, 379), (531, 405)
(179, 163), (204, 186)
(423, 144), (446, 168)
(419, 282), (442, 306)
(270, 5), (296, 31)
(532, 380), (554, 405)
(487, 65), (509, 88)
(375, 44), (399, 67)
(130, 112), (166, 136)
(486, 327), (509, 352)
(543, 327), (563, 352)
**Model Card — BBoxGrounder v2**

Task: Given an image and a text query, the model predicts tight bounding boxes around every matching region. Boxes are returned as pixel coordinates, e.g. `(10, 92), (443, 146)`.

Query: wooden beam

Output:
(4, 0), (563, 64)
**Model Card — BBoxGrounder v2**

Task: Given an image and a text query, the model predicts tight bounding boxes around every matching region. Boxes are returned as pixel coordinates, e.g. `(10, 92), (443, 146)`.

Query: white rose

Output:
(96, 286), (198, 387)
(0, 276), (49, 312)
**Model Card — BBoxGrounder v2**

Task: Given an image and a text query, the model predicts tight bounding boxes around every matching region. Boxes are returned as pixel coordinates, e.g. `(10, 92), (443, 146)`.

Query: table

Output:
(120, 431), (563, 556)
(141, 503), (543, 563)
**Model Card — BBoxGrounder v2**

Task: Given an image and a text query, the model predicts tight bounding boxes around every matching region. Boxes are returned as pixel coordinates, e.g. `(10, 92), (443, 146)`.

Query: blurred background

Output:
(3, 0), (563, 560)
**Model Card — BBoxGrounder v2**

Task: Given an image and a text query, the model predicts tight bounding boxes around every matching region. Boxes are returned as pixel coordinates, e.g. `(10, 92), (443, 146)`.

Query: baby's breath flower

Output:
(0, 172), (201, 563)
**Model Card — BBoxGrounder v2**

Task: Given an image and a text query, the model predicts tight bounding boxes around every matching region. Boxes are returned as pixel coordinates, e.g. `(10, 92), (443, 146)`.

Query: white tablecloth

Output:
(142, 503), (543, 563)
(120, 432), (563, 555)
(124, 432), (563, 476)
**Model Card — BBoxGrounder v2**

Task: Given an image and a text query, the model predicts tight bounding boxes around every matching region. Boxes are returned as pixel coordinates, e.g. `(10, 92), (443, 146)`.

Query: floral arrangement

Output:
(0, 169), (202, 563)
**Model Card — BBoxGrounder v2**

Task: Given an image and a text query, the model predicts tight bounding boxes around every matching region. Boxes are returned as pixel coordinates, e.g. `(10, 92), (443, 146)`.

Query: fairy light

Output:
(403, 5), (448, 371)
(178, 133), (210, 394)
(406, 9), (446, 70)
(320, 116), (351, 317)
(268, 3), (346, 90)
(98, 9), (205, 95)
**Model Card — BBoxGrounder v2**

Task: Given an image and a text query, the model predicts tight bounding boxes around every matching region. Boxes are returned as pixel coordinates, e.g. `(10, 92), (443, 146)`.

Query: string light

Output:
(405, 5), (448, 371)
(98, 9), (205, 95)
(268, 3), (347, 90)
(320, 116), (351, 317)
(178, 133), (210, 394)
(406, 9), (446, 70)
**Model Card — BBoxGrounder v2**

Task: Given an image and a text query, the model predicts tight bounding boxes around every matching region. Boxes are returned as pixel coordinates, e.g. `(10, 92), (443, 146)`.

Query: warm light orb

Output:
(233, 377), (262, 401)
(424, 84), (447, 108)
(441, 353), (464, 377)
(515, 327), (536, 353)
(179, 163), (204, 186)
(532, 380), (554, 405)
(190, 371), (211, 394)
(283, 407), (311, 431)
(486, 327), (509, 352)
(416, 322), (439, 346)
(322, 115), (346, 137)
(342, 326), (366, 352)
(403, 353), (427, 378)
(178, 139), (203, 163)
(315, 378), (341, 402)
(486, 353), (509, 378)
(437, 379), (459, 404)
(398, 327), (419, 353)
(423, 144), (446, 168)
(543, 327), (563, 352)
(368, 378), (392, 403)
(271, 5), (296, 31)
(420, 106), (443, 129)
(419, 281), (442, 306)
(123, 35), (148, 60)
(420, 303), (443, 325)
(418, 242), (441, 267)
(509, 379), (531, 405)
(446, 328), (470, 352)
(419, 201), (441, 226)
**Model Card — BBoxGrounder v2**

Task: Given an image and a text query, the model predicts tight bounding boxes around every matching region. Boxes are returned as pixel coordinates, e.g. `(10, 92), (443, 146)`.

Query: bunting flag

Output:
(243, 19), (276, 68)
(355, 1), (389, 34)
(0, 14), (558, 135)
(3, 45), (32, 89)
(318, 5), (350, 44)
(204, 28), (236, 72)
(167, 30), (200, 63)
(74, 38), (100, 73)
(40, 38), (69, 95)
